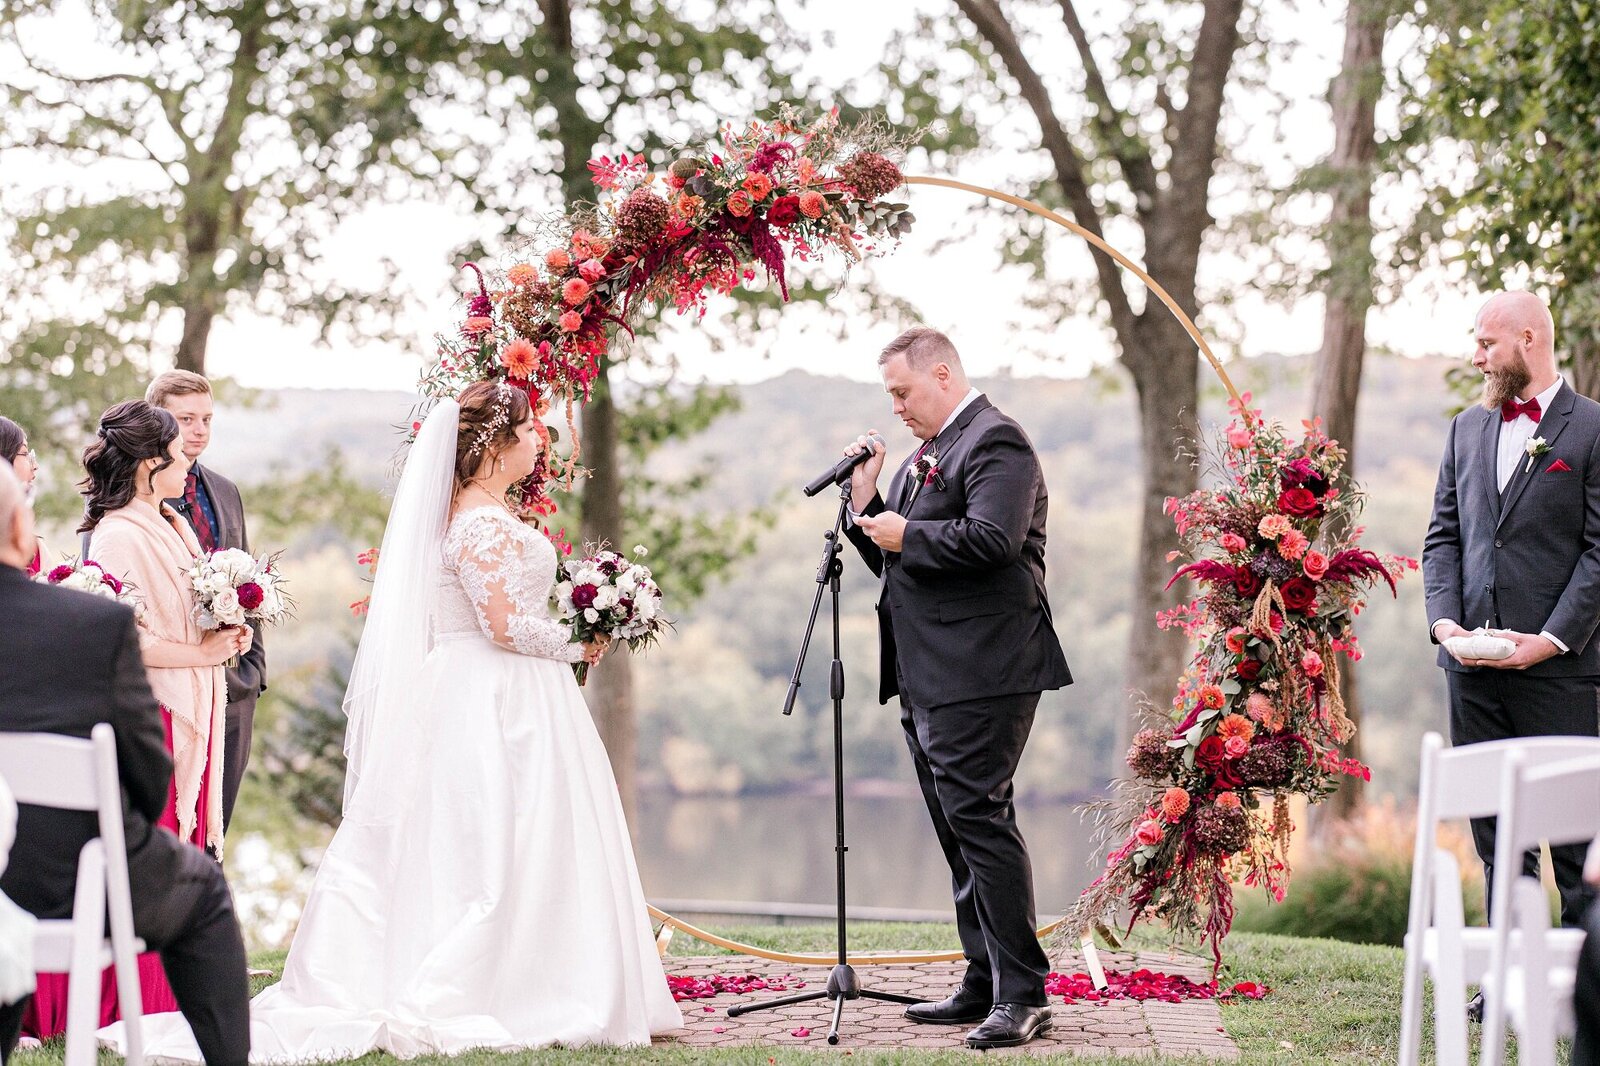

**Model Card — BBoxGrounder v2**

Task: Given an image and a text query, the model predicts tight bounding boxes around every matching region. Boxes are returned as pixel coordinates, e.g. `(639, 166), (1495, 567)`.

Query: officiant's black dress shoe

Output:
(1466, 990), (1485, 1023)
(964, 1003), (1053, 1048)
(903, 987), (992, 1025)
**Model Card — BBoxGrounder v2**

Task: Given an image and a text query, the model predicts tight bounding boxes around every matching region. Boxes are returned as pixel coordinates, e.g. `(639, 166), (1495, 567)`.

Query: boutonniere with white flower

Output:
(912, 447), (946, 492)
(1525, 436), (1552, 473)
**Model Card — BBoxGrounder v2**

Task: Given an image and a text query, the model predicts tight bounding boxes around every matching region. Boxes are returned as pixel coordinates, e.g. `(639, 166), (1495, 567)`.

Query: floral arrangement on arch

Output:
(411, 105), (915, 520)
(1067, 395), (1417, 966)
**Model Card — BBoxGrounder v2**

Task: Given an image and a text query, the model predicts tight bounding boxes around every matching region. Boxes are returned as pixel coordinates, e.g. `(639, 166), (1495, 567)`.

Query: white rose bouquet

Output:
(186, 548), (293, 665)
(552, 544), (669, 685)
(37, 558), (141, 617)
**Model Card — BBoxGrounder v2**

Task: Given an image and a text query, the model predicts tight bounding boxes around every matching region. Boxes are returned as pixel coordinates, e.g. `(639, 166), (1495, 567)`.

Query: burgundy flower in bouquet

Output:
(1070, 395), (1417, 969)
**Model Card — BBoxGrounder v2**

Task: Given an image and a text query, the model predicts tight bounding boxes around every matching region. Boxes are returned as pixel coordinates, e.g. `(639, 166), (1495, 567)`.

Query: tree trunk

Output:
(1122, 310), (1202, 719)
(1310, 0), (1387, 821)
(577, 365), (637, 822)
(1569, 329), (1600, 401)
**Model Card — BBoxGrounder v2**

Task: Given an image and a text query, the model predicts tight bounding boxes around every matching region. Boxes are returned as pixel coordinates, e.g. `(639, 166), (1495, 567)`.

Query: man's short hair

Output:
(879, 327), (962, 371)
(0, 458), (21, 549)
(146, 369), (212, 408)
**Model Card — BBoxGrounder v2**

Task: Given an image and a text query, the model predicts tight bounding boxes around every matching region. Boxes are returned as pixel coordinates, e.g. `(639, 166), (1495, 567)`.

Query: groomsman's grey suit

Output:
(168, 462), (266, 831)
(845, 394), (1071, 1008)
(1423, 379), (1600, 925)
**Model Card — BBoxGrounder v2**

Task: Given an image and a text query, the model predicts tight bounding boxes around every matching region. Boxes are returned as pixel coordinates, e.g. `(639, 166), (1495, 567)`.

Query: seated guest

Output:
(0, 461), (249, 1066)
(1576, 843), (1600, 1066)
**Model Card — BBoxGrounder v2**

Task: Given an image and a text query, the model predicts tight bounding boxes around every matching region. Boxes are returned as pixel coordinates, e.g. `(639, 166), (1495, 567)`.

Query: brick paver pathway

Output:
(657, 947), (1240, 1058)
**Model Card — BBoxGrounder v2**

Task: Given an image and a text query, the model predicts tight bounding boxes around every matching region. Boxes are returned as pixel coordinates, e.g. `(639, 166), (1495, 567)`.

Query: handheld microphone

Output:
(803, 432), (887, 497)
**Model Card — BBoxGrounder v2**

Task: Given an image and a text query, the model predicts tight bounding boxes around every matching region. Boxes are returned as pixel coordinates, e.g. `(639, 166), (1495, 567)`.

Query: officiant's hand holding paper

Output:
(855, 510), (906, 552)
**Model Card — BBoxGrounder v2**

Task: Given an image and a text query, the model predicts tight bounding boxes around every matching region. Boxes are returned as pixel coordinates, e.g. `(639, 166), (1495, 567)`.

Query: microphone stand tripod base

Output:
(726, 482), (923, 1045)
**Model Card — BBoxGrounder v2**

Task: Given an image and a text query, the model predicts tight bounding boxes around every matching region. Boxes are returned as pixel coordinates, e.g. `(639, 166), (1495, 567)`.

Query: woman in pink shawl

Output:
(21, 400), (250, 1040)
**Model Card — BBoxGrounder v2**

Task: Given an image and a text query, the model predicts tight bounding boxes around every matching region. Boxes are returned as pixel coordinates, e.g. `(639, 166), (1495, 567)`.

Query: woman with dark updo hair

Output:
(20, 402), (252, 1040)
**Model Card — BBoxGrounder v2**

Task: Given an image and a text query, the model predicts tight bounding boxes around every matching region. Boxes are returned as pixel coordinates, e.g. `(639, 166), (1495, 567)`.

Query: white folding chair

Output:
(1399, 732), (1600, 1066)
(0, 724), (145, 1066)
(1480, 754), (1600, 1066)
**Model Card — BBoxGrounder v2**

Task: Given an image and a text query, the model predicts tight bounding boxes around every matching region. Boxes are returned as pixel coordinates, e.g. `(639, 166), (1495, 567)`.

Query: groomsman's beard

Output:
(1480, 351), (1533, 411)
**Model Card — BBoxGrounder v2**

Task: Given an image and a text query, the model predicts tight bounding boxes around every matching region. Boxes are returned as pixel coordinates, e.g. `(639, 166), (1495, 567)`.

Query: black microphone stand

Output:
(726, 480), (921, 1044)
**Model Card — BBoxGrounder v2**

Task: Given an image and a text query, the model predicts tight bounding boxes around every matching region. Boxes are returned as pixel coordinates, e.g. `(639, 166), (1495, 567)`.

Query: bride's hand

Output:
(198, 628), (240, 666)
(580, 634), (612, 665)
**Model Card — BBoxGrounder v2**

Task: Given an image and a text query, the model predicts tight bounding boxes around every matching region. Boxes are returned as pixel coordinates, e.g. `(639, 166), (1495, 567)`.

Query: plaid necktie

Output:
(183, 472), (216, 552)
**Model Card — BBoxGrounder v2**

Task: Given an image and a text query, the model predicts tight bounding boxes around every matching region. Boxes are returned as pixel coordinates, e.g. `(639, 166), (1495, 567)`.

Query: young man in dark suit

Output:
(147, 370), (266, 832)
(843, 327), (1071, 1049)
(0, 462), (249, 1065)
(1423, 289), (1600, 1018)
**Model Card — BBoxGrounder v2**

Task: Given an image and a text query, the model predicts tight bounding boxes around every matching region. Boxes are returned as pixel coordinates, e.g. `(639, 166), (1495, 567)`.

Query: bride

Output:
(105, 382), (683, 1060)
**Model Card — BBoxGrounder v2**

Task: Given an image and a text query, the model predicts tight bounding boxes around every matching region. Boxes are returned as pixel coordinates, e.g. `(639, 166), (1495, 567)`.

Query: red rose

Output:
(1236, 658), (1262, 682)
(1277, 487), (1322, 518)
(1234, 566), (1262, 597)
(1196, 735), (1227, 770)
(571, 583), (599, 609)
(1214, 761), (1246, 789)
(236, 582), (264, 611)
(768, 195), (801, 226)
(1280, 577), (1317, 612)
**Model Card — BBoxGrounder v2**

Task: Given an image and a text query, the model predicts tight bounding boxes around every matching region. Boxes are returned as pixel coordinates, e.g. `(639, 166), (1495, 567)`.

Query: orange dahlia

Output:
(1160, 787), (1191, 821)
(1217, 713), (1255, 743)
(500, 338), (537, 380)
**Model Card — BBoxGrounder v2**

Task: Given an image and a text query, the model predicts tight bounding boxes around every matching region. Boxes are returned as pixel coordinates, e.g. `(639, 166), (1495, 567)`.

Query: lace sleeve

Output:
(448, 513), (584, 662)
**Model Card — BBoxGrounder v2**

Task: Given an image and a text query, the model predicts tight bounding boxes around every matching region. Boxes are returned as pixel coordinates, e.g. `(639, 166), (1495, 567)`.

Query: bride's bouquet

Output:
(38, 557), (141, 616)
(186, 547), (294, 665)
(553, 544), (669, 685)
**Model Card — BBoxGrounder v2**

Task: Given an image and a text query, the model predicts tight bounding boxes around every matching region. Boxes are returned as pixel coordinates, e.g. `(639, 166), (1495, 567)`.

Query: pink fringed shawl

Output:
(89, 502), (225, 850)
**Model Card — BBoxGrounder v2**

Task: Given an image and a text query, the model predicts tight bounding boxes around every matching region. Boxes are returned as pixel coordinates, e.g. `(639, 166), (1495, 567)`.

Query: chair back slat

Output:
(0, 731), (99, 810)
(1431, 736), (1600, 820)
(1506, 755), (1600, 855)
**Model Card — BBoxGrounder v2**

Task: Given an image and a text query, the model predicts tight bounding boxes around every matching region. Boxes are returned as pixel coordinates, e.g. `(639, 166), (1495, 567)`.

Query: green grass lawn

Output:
(13, 922), (1553, 1064)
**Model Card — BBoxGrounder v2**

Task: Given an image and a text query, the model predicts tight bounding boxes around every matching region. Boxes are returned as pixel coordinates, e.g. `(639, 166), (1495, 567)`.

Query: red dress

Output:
(21, 708), (213, 1036)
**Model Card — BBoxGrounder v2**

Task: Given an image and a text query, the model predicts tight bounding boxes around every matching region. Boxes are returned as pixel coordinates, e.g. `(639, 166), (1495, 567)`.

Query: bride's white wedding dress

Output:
(103, 482), (682, 1060)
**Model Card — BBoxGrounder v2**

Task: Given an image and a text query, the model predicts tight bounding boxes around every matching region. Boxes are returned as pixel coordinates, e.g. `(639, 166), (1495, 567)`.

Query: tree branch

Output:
(1168, 0), (1246, 213)
(1056, 0), (1159, 208)
(952, 0), (1135, 337)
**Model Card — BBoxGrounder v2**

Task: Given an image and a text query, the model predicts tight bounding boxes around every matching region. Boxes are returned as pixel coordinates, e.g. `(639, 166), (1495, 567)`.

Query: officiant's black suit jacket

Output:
(844, 395), (1071, 707)
(1424, 381), (1600, 676)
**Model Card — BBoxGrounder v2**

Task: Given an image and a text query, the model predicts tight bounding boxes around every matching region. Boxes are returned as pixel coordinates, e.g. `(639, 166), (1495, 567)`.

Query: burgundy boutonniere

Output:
(913, 449), (946, 492)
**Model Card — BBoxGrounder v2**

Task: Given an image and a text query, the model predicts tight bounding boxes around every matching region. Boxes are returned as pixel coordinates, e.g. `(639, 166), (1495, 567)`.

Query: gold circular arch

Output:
(903, 175), (1243, 406)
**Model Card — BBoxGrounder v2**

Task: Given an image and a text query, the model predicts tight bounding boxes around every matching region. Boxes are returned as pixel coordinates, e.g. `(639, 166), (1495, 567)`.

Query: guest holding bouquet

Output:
(19, 400), (249, 1040)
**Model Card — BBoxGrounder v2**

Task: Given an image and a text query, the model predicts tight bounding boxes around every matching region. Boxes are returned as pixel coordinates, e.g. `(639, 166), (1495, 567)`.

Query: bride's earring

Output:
(497, 457), (505, 472)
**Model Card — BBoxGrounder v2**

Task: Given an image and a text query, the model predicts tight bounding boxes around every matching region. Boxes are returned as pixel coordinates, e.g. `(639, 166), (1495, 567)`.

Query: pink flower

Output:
(562, 278), (591, 306)
(1135, 819), (1164, 847)
(1215, 791), (1243, 810)
(742, 172), (773, 200)
(727, 190), (754, 217)
(1301, 650), (1324, 677)
(1160, 787), (1191, 821)
(558, 310), (582, 332)
(1225, 627), (1247, 654)
(1302, 550), (1330, 579)
(545, 248), (572, 272)
(798, 190), (826, 218)
(500, 338), (537, 380)
(506, 263), (537, 285)
(1227, 424), (1253, 450)
(46, 564), (74, 583)
(578, 258), (606, 283)
(1257, 514), (1292, 540)
(1224, 735), (1250, 758)
(1246, 692), (1274, 723)
(1220, 533), (1247, 554)
(1278, 529), (1309, 560)
(462, 315), (493, 335)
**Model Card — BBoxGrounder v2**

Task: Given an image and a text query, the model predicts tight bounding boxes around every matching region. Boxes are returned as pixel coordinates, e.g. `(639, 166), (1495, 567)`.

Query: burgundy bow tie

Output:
(1501, 397), (1542, 423)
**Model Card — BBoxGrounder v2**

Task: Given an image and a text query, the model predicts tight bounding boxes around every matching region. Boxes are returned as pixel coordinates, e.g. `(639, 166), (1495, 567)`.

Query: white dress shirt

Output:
(1434, 376), (1569, 652)
(849, 388), (983, 522)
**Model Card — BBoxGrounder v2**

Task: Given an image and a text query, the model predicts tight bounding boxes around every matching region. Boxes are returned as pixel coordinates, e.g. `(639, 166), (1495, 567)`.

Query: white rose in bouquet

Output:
(211, 587), (246, 626)
(593, 584), (620, 610)
(212, 548), (256, 582)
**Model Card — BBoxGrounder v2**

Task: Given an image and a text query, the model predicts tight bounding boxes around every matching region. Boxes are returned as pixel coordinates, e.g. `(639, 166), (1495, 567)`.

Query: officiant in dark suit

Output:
(842, 327), (1070, 1050)
(147, 370), (266, 832)
(1423, 290), (1600, 961)
(0, 461), (249, 1066)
